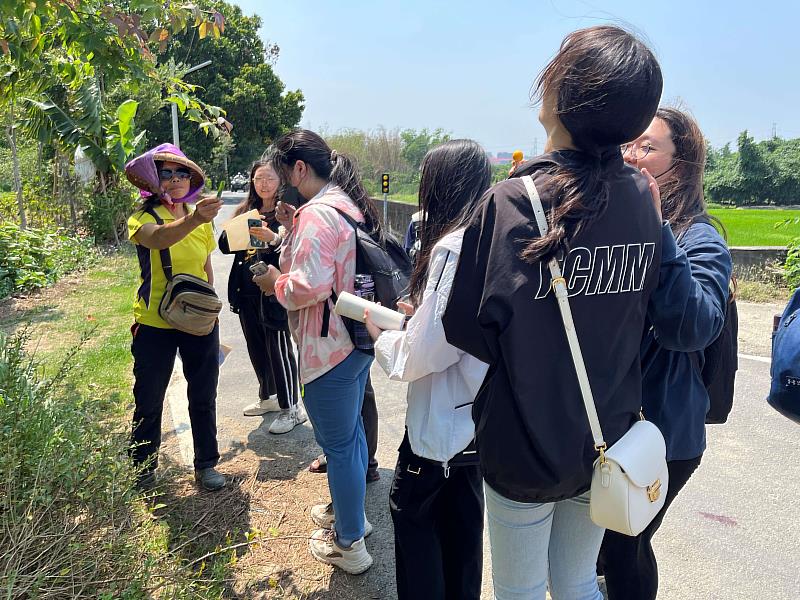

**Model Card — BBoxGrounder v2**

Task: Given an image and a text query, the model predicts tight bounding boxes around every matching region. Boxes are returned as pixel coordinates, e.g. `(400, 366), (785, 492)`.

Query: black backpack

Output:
(321, 208), (411, 340)
(701, 288), (738, 424)
(683, 215), (738, 424)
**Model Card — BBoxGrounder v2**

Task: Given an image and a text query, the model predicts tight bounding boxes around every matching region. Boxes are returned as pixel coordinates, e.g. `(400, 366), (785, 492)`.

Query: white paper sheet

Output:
(220, 209), (261, 251)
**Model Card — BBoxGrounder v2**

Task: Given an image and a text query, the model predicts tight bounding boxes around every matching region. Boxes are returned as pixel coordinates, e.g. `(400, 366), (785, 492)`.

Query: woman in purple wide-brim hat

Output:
(124, 143), (226, 492)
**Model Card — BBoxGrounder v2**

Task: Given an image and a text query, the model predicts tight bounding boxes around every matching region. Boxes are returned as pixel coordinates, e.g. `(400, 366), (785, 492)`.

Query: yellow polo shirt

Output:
(127, 205), (216, 329)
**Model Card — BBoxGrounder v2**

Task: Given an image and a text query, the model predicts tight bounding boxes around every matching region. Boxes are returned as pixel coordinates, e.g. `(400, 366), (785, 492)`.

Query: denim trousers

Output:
(303, 349), (372, 547)
(485, 483), (604, 600)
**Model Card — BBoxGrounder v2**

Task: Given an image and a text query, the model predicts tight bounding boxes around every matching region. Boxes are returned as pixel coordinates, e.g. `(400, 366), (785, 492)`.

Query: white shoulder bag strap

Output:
(520, 175), (608, 455)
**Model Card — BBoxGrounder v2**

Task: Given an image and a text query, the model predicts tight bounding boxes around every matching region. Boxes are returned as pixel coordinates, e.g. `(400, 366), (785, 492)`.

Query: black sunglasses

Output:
(159, 168), (192, 181)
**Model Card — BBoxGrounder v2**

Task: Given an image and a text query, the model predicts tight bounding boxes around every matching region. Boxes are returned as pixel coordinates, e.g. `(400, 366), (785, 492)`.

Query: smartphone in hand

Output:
(248, 218), (266, 248)
(216, 181), (225, 199)
(249, 261), (269, 277)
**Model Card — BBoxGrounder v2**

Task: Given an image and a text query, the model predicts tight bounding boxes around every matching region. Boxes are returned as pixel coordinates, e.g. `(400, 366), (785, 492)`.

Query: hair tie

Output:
(330, 149), (338, 163)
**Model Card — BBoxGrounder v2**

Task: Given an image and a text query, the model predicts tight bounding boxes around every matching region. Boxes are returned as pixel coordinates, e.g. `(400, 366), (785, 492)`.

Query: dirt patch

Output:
(737, 300), (783, 357)
(156, 426), (387, 599)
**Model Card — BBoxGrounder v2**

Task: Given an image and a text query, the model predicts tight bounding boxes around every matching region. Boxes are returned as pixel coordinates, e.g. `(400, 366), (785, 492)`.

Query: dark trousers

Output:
(598, 455), (703, 600)
(238, 296), (299, 409)
(362, 375), (378, 471)
(130, 323), (220, 471)
(390, 435), (484, 600)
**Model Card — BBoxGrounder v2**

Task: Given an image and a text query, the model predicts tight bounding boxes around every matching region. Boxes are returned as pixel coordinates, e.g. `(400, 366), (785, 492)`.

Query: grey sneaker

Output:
(243, 395), (280, 416)
(310, 502), (373, 537)
(194, 467), (226, 491)
(308, 528), (372, 575)
(268, 407), (308, 434)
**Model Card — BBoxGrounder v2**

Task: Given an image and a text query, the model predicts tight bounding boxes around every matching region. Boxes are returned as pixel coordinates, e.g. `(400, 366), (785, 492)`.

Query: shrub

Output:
(0, 331), (154, 598)
(0, 222), (94, 298)
(784, 238), (800, 289)
(83, 185), (138, 244)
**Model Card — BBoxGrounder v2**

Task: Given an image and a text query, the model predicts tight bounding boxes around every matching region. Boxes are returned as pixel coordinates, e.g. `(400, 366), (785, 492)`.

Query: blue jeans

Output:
(485, 483), (604, 600)
(303, 350), (372, 547)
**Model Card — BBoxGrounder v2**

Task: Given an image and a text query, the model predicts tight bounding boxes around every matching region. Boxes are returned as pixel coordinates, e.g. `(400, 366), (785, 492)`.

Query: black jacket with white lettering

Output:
(442, 150), (662, 503)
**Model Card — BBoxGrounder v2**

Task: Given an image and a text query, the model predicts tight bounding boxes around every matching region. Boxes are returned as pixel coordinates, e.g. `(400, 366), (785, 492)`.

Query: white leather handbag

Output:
(521, 175), (668, 537)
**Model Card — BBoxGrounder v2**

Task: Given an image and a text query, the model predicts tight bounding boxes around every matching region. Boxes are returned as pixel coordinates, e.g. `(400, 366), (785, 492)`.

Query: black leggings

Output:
(598, 455), (703, 600)
(238, 296), (299, 410)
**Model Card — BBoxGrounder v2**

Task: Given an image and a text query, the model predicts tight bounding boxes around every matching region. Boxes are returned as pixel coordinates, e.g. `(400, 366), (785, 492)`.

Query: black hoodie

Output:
(442, 150), (662, 503)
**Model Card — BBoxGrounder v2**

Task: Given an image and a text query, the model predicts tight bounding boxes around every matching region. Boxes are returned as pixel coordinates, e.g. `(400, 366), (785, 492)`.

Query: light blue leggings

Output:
(303, 350), (372, 547)
(485, 483), (605, 600)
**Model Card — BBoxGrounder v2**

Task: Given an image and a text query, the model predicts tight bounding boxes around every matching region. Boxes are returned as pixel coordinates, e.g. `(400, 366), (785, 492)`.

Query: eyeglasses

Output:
(253, 176), (278, 184)
(620, 143), (652, 160)
(159, 168), (192, 181)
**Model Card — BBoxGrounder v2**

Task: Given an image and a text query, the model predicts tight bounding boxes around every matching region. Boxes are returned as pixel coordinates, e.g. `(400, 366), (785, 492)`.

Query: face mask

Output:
(280, 184), (304, 207)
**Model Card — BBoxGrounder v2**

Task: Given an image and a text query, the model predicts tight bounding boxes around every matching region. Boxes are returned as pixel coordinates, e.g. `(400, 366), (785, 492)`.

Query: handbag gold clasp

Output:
(647, 479), (661, 502)
(594, 443), (607, 465)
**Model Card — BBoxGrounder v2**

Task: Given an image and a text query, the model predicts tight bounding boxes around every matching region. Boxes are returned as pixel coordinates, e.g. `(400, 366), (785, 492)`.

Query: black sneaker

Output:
(194, 467), (226, 491)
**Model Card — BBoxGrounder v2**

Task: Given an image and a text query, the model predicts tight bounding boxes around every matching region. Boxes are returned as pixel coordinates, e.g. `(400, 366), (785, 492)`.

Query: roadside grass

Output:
(0, 248), (245, 599)
(736, 279), (793, 304)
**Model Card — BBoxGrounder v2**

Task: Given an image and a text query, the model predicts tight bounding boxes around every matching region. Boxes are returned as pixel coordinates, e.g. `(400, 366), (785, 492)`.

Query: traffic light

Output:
(381, 173), (390, 195)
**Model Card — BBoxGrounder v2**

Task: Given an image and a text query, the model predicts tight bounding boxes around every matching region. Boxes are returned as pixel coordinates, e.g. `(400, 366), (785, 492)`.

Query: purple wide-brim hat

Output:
(124, 143), (205, 203)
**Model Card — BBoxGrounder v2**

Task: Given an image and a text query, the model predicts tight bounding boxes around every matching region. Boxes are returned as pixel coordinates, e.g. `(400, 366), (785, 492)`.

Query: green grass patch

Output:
(708, 208), (800, 246)
(0, 249), (242, 598)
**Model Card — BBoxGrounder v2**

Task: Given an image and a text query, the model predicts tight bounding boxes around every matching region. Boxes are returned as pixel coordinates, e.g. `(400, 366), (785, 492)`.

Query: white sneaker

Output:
(310, 502), (373, 537)
(243, 395), (280, 417)
(268, 407), (308, 434)
(308, 528), (372, 575)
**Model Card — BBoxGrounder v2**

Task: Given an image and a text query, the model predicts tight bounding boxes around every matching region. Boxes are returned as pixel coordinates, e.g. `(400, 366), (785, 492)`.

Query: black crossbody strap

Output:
(145, 207), (174, 281)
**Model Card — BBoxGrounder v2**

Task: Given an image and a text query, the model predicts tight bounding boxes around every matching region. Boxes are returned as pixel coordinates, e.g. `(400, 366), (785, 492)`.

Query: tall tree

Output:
(139, 1), (304, 180)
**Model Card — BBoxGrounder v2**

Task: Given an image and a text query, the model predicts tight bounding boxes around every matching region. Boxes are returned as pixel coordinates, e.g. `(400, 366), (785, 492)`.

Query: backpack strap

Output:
(319, 205), (365, 339)
(321, 291), (337, 338)
(144, 206), (174, 282)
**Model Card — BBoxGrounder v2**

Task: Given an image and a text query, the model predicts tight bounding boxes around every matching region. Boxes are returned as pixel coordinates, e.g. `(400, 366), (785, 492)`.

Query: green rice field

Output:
(708, 208), (800, 246)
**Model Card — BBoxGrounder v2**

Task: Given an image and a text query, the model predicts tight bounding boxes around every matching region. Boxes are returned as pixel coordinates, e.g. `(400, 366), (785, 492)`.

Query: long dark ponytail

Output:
(271, 129), (381, 234)
(408, 139), (492, 305)
(523, 25), (663, 263)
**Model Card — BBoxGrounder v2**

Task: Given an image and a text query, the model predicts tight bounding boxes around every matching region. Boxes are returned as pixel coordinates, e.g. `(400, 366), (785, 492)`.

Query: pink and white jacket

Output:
(275, 184), (363, 384)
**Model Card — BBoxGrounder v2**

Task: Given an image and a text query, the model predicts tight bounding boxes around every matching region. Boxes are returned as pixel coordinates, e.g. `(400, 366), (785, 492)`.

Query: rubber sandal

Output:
(309, 454), (327, 474)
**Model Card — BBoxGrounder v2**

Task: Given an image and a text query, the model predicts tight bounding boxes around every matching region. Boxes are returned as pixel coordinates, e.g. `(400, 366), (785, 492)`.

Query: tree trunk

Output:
(99, 171), (120, 245)
(7, 95), (26, 230)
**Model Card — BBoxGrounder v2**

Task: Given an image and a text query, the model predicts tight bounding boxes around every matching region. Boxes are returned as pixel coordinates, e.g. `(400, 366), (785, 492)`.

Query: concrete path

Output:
(160, 193), (800, 599)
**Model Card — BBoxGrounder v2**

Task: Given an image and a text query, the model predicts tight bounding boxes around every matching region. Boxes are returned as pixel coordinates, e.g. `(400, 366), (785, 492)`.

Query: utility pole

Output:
(171, 60), (212, 149)
(772, 122), (778, 139)
(532, 137), (538, 156)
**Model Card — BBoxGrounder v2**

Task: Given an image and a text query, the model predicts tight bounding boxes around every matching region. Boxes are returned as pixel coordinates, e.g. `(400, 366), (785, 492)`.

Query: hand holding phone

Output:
(249, 260), (269, 277)
(248, 218), (267, 248)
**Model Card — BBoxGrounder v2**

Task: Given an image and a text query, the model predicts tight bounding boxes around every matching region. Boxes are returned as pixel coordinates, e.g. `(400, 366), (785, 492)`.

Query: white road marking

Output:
(165, 355), (194, 467)
(738, 353), (771, 364)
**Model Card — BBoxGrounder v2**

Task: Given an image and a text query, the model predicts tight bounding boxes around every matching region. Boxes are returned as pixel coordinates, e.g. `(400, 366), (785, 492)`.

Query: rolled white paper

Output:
(334, 291), (405, 331)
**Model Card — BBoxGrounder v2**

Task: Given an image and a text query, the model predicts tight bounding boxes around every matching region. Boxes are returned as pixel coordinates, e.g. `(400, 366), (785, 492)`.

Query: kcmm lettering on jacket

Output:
(535, 243), (656, 299)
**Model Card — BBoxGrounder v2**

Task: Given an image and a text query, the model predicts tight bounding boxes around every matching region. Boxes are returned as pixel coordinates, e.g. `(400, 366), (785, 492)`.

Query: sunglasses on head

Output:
(159, 168), (192, 181)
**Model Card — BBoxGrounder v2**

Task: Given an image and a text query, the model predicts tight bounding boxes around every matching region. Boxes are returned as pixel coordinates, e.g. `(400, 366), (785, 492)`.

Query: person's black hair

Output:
(523, 25), (663, 263)
(270, 129), (381, 233)
(408, 139), (492, 305)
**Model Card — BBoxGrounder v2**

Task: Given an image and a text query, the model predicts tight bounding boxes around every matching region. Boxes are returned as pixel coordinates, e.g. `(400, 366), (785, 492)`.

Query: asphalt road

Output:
(162, 192), (800, 599)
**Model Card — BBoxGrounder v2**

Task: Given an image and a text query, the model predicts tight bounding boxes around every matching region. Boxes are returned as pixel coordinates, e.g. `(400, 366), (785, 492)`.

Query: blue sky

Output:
(235, 0), (799, 155)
